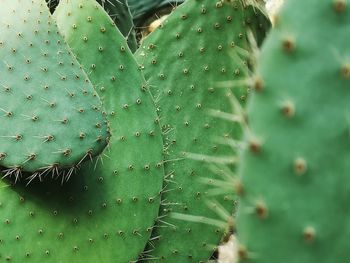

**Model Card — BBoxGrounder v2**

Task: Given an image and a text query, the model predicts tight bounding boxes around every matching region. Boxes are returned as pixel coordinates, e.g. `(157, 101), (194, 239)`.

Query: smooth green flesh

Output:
(0, 0), (164, 262)
(236, 0), (350, 262)
(0, 0), (109, 174)
(136, 0), (269, 262)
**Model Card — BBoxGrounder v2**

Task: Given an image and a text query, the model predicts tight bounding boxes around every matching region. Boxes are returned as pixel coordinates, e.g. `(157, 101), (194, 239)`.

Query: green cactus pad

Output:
(236, 0), (350, 262)
(56, 0), (163, 261)
(98, 0), (137, 52)
(0, 0), (109, 175)
(135, 0), (270, 262)
(0, 161), (161, 263)
(46, 0), (137, 52)
(0, 0), (165, 262)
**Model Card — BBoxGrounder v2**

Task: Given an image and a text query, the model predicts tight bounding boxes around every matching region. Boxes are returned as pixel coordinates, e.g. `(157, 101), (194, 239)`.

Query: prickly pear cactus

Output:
(46, 0), (137, 51)
(236, 0), (350, 262)
(135, 0), (270, 262)
(0, 0), (109, 175)
(55, 0), (165, 260)
(96, 0), (138, 52)
(0, 0), (165, 262)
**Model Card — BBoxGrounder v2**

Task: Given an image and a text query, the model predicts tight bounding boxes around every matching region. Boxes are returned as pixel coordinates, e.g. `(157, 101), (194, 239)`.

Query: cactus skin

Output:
(54, 0), (164, 261)
(236, 0), (350, 262)
(0, 0), (165, 262)
(46, 0), (137, 51)
(0, 0), (109, 175)
(135, 0), (270, 262)
(0, 164), (161, 262)
(95, 0), (138, 52)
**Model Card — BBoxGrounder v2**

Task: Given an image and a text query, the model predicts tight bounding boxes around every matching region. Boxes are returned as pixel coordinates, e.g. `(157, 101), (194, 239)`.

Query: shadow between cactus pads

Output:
(0, 0), (165, 262)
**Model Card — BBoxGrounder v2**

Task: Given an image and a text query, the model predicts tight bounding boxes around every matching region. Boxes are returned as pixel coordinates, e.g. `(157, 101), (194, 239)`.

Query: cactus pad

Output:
(55, 0), (164, 261)
(236, 0), (350, 262)
(135, 0), (270, 262)
(0, 0), (109, 176)
(0, 0), (165, 262)
(98, 0), (137, 52)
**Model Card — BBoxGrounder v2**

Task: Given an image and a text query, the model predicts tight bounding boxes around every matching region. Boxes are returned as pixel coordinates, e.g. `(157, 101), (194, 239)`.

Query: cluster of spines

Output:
(0, 0), (109, 180)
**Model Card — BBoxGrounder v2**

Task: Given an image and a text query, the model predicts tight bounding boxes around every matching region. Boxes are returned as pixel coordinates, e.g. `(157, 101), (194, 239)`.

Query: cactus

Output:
(135, 0), (270, 262)
(96, 0), (138, 52)
(0, 0), (109, 176)
(55, 0), (165, 261)
(236, 0), (350, 262)
(0, 0), (165, 262)
(46, 0), (137, 51)
(0, 156), (162, 262)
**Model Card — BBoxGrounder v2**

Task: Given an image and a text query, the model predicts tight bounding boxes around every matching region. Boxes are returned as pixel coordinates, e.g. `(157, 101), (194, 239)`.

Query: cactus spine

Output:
(136, 0), (270, 261)
(0, 0), (109, 176)
(0, 0), (164, 262)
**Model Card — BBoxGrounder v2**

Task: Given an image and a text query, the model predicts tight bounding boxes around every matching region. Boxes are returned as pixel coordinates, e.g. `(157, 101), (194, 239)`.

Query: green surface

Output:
(55, 0), (165, 261)
(0, 0), (164, 262)
(236, 0), (350, 262)
(0, 0), (108, 175)
(135, 0), (270, 262)
(94, 0), (137, 52)
(46, 0), (137, 51)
